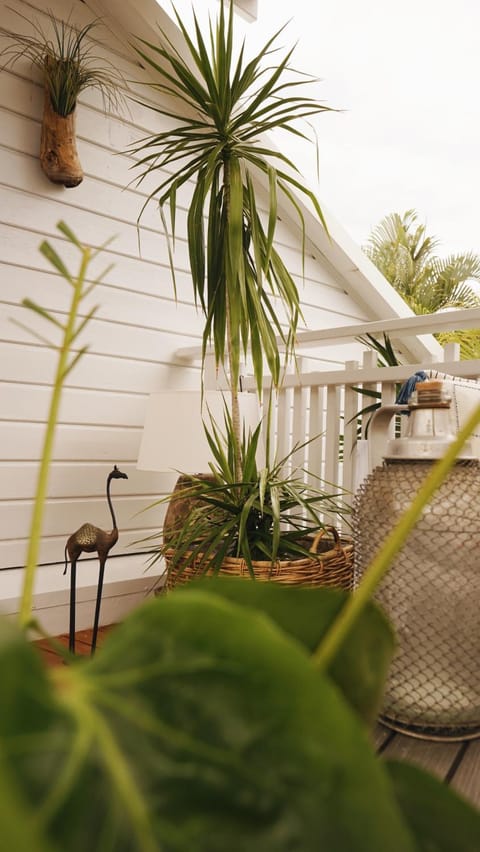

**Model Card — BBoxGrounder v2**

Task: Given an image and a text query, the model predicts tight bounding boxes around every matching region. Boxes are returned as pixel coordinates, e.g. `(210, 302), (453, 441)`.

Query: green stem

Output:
(20, 250), (90, 628)
(312, 402), (480, 670)
(223, 153), (242, 482)
(227, 313), (242, 481)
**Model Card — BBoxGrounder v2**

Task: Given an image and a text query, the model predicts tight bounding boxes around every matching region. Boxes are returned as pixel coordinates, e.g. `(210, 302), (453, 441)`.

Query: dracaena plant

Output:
(129, 0), (333, 477)
(140, 404), (350, 578)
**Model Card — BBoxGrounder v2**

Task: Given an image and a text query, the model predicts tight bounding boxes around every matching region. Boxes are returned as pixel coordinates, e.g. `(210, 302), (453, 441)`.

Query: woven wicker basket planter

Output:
(165, 527), (353, 592)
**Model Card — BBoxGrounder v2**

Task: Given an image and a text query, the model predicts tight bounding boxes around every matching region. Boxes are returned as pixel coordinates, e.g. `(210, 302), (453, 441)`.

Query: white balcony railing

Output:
(177, 308), (480, 519)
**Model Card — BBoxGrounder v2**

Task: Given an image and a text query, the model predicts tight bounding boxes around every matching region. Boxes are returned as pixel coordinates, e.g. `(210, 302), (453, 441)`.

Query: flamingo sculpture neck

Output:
(106, 471), (117, 531)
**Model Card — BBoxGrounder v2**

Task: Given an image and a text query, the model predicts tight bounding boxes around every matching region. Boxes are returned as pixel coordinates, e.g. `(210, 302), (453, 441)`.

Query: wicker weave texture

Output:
(165, 528), (353, 592)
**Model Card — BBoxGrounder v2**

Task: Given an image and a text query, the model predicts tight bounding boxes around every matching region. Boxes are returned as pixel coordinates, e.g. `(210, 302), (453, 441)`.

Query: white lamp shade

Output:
(137, 390), (262, 473)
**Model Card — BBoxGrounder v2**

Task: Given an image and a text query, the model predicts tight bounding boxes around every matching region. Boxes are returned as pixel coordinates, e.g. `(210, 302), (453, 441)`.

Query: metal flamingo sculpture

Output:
(63, 465), (128, 654)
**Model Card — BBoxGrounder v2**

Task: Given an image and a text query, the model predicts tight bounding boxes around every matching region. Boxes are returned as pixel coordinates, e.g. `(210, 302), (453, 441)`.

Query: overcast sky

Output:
(165, 0), (480, 258)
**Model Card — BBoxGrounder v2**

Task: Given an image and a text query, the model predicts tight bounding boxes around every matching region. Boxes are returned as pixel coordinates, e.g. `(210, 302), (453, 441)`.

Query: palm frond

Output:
(437, 330), (480, 359)
(364, 210), (480, 359)
(129, 0), (332, 395)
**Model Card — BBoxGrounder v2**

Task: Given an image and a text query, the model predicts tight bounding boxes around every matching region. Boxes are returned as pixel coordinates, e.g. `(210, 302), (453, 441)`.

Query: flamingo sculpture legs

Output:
(69, 560), (77, 653)
(91, 560), (106, 655)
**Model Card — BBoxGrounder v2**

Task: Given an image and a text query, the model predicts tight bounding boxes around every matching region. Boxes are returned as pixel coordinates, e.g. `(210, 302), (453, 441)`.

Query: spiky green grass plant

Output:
(129, 0), (333, 476)
(0, 9), (124, 115)
(141, 405), (350, 578)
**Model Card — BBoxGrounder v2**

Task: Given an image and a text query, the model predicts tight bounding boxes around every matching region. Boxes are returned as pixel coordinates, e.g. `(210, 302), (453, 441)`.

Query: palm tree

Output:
(363, 210), (480, 357)
(129, 1), (333, 476)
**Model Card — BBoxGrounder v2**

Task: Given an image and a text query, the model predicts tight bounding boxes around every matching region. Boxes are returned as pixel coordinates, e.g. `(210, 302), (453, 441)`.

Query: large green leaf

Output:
(0, 761), (56, 852)
(0, 620), (62, 851)
(387, 760), (480, 851)
(0, 594), (415, 852)
(183, 577), (395, 725)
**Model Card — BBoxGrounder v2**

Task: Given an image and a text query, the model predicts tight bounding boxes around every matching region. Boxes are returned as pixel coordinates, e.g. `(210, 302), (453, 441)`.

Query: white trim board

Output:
(0, 554), (164, 635)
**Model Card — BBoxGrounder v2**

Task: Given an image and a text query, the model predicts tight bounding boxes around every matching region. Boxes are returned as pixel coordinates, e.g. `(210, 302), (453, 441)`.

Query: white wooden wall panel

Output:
(1, 494), (160, 542)
(4, 289), (203, 348)
(0, 531), (164, 569)
(2, 384), (144, 427)
(0, 0), (384, 631)
(0, 219), (202, 305)
(0, 343), (201, 393)
(0, 461), (176, 500)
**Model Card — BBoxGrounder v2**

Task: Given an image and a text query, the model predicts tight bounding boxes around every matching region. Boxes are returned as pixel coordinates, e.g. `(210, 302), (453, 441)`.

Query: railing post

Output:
(324, 386), (341, 490)
(443, 341), (461, 363)
(276, 386), (292, 467)
(343, 360), (359, 499)
(308, 384), (325, 488)
(360, 348), (377, 438)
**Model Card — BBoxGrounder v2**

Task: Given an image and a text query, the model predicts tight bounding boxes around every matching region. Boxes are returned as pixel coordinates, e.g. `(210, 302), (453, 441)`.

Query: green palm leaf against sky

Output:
(129, 0), (333, 395)
(364, 209), (480, 357)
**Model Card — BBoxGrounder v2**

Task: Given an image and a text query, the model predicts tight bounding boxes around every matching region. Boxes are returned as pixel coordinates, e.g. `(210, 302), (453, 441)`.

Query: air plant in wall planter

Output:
(0, 9), (124, 186)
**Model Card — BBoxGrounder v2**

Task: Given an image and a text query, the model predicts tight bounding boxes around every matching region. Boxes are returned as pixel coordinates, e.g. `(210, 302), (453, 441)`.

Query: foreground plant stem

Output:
(312, 402), (480, 670)
(20, 251), (90, 627)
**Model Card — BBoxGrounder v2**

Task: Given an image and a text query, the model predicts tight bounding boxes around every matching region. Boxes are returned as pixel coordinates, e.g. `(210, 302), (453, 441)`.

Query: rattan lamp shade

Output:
(354, 381), (480, 740)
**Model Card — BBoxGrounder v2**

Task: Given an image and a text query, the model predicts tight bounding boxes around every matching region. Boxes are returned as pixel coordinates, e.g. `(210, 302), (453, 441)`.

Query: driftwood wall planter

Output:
(40, 90), (83, 188)
(1, 16), (124, 191)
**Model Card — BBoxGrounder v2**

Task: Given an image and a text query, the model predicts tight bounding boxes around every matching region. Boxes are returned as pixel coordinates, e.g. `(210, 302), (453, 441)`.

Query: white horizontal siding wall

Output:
(0, 0), (372, 629)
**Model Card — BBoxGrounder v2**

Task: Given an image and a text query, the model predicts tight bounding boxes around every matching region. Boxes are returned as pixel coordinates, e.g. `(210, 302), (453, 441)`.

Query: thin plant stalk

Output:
(20, 253), (89, 626)
(18, 222), (111, 628)
(312, 402), (480, 669)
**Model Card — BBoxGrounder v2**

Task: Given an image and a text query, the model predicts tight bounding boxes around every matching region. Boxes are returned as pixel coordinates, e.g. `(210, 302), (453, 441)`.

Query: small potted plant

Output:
(0, 10), (124, 186)
(141, 404), (353, 591)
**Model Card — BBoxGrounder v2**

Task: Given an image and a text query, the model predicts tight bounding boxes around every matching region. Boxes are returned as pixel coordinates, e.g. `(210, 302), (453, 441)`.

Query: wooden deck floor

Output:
(374, 722), (480, 810)
(33, 627), (479, 811)
(33, 624), (114, 665)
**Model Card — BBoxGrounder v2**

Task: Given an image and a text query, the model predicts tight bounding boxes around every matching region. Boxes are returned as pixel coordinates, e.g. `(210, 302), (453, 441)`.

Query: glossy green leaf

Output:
(387, 759), (480, 851)
(0, 620), (64, 851)
(0, 594), (415, 852)
(188, 577), (395, 724)
(86, 591), (415, 851)
(0, 761), (56, 852)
